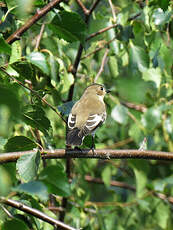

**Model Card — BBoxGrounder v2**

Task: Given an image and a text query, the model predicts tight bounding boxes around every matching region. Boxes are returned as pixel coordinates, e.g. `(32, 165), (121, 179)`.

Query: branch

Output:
(85, 175), (135, 191)
(106, 138), (133, 149)
(85, 175), (173, 207)
(81, 37), (115, 60)
(94, 48), (109, 83)
(108, 0), (116, 22)
(89, 0), (101, 15)
(0, 197), (78, 230)
(1, 149), (173, 163)
(121, 100), (147, 113)
(35, 23), (45, 50)
(86, 24), (118, 41)
(75, 0), (89, 15)
(0, 68), (66, 124)
(67, 0), (101, 101)
(6, 0), (63, 44)
(128, 12), (142, 22)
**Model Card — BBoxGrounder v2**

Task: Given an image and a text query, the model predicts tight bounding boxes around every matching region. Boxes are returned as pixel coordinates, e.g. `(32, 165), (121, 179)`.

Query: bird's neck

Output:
(97, 95), (104, 102)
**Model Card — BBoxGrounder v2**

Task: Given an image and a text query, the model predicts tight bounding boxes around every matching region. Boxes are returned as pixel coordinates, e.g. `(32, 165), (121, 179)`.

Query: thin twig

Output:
(85, 176), (173, 207)
(81, 37), (115, 60)
(86, 24), (118, 41)
(1, 149), (173, 163)
(0, 197), (77, 230)
(106, 137), (133, 149)
(89, 0), (101, 15)
(94, 48), (109, 82)
(121, 100), (147, 113)
(35, 23), (45, 50)
(6, 0), (63, 44)
(108, 0), (116, 22)
(0, 204), (14, 218)
(0, 68), (66, 124)
(76, 0), (89, 15)
(128, 12), (142, 22)
(85, 175), (135, 191)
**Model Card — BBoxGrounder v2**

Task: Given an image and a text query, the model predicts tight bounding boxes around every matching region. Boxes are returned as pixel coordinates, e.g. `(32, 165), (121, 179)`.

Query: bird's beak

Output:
(106, 89), (111, 93)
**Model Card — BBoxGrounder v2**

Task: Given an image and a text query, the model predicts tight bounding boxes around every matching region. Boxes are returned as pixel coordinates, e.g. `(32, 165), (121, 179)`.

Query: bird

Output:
(66, 83), (109, 151)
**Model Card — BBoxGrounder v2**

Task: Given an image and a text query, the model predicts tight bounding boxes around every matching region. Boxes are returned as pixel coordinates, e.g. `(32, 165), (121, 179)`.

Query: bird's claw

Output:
(106, 152), (110, 159)
(91, 147), (97, 155)
(74, 146), (83, 153)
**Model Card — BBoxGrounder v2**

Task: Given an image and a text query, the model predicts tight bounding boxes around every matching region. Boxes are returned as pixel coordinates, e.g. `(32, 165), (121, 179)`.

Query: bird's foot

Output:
(91, 147), (97, 156)
(106, 152), (110, 159)
(74, 146), (83, 153)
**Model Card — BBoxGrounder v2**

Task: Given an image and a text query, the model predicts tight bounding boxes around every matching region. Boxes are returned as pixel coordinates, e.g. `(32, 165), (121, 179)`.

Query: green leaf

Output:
(48, 54), (60, 85)
(142, 68), (162, 88)
(0, 166), (12, 196)
(58, 101), (76, 116)
(101, 166), (111, 187)
(164, 116), (173, 135)
(9, 41), (21, 64)
(5, 136), (37, 152)
(16, 151), (40, 182)
(141, 107), (161, 131)
(155, 201), (169, 228)
(152, 46), (161, 68)
(129, 42), (149, 72)
(150, 0), (170, 11)
(115, 25), (134, 42)
(26, 52), (49, 75)
(40, 164), (71, 197)
(23, 106), (51, 136)
(61, 72), (74, 93)
(14, 181), (48, 201)
(12, 61), (35, 82)
(34, 0), (45, 7)
(111, 104), (128, 124)
(153, 8), (172, 26)
(130, 160), (148, 198)
(154, 176), (173, 192)
(0, 84), (20, 117)
(49, 10), (87, 44)
(0, 34), (11, 55)
(2, 218), (29, 230)
(129, 123), (144, 144)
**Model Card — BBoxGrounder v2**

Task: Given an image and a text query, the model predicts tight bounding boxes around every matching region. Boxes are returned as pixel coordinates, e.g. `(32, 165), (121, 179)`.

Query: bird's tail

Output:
(66, 128), (83, 146)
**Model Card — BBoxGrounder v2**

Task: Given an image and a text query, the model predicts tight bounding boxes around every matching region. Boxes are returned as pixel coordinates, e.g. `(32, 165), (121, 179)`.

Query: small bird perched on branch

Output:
(66, 83), (110, 151)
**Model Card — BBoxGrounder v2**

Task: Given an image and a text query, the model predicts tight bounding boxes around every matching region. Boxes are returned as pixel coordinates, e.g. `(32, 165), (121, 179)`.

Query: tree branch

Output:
(81, 37), (115, 60)
(75, 0), (89, 15)
(6, 0), (63, 44)
(94, 48), (109, 82)
(85, 175), (173, 207)
(85, 175), (135, 191)
(35, 23), (45, 50)
(108, 0), (116, 22)
(86, 24), (118, 41)
(1, 149), (173, 164)
(67, 0), (101, 101)
(0, 197), (78, 230)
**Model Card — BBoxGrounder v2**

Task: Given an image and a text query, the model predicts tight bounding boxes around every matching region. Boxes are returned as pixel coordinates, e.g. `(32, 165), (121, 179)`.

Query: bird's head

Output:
(84, 84), (110, 98)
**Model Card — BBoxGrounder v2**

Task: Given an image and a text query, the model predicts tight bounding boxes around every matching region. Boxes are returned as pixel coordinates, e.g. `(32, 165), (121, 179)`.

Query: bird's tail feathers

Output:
(66, 128), (83, 146)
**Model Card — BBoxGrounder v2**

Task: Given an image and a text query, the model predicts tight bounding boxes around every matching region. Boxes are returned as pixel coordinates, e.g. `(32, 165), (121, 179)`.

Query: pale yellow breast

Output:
(71, 95), (106, 128)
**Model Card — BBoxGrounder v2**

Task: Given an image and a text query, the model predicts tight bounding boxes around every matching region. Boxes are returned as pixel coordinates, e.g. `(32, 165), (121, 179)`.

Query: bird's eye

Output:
(100, 87), (103, 91)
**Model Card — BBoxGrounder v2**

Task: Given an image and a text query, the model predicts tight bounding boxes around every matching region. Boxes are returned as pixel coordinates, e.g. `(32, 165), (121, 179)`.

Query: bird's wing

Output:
(81, 112), (106, 136)
(68, 113), (76, 129)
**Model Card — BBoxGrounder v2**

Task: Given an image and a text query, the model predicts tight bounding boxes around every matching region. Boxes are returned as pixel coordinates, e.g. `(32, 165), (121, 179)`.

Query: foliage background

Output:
(0, 0), (173, 229)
